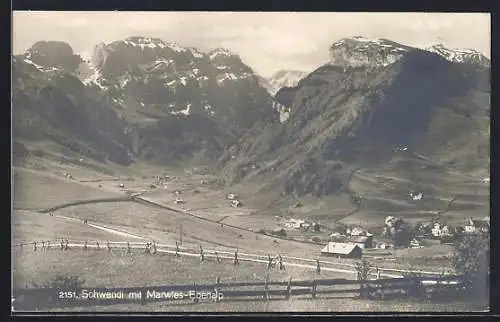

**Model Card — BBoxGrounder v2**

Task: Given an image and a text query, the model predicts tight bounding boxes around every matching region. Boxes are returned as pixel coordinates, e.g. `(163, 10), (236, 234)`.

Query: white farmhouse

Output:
(464, 218), (489, 234)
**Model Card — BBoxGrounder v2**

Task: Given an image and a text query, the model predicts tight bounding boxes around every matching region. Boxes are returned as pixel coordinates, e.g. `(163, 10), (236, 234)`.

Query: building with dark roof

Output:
(349, 235), (374, 249)
(320, 242), (362, 259)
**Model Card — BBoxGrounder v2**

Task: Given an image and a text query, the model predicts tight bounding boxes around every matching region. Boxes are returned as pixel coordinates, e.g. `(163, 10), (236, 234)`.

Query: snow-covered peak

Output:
(122, 36), (187, 53)
(332, 36), (410, 49)
(188, 47), (206, 59)
(265, 70), (308, 95)
(209, 48), (235, 60)
(348, 36), (386, 43)
(425, 43), (490, 66)
(329, 36), (413, 68)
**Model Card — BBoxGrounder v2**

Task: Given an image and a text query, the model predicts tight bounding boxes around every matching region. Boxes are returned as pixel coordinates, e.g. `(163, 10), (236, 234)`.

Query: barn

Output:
(320, 242), (362, 259)
(349, 235), (373, 249)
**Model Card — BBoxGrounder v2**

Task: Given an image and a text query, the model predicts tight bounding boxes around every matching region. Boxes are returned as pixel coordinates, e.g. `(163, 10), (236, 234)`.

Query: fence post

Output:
(140, 288), (146, 306)
(96, 241), (100, 250)
(264, 273), (270, 301)
(316, 259), (321, 275)
(127, 242), (131, 253)
(64, 239), (69, 250)
(278, 254), (284, 270)
(84, 241), (88, 251)
(193, 282), (199, 303)
(175, 241), (180, 257)
(311, 280), (317, 299)
(234, 249), (239, 266)
(107, 241), (111, 252)
(359, 281), (366, 300)
(33, 242), (37, 251)
(286, 277), (292, 300)
(214, 276), (220, 303)
(200, 246), (204, 262)
(152, 241), (157, 254)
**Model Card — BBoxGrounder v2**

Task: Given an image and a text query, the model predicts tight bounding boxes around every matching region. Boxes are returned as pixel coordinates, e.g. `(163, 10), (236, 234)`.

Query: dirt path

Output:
(32, 194), (450, 278)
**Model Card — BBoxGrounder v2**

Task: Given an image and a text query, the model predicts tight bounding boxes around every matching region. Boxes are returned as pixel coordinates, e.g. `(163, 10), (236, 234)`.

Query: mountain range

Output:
(12, 36), (490, 200)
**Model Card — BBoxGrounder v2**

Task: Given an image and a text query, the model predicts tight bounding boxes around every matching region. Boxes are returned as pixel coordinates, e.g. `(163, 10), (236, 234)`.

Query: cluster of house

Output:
(319, 215), (490, 259)
(152, 174), (170, 186)
(417, 217), (489, 239)
(321, 227), (374, 259)
(62, 172), (73, 179)
(409, 191), (423, 201)
(464, 217), (490, 234)
(174, 190), (185, 204)
(283, 218), (320, 232)
(226, 193), (242, 208)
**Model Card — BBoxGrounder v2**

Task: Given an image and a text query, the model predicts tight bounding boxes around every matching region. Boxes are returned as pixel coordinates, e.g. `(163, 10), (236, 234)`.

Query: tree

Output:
(393, 228), (412, 247)
(355, 258), (372, 281)
(355, 258), (372, 299)
(382, 226), (391, 238)
(451, 233), (489, 299)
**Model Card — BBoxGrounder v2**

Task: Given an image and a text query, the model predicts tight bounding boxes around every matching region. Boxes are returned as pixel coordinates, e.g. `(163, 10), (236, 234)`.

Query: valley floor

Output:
(11, 154), (489, 312)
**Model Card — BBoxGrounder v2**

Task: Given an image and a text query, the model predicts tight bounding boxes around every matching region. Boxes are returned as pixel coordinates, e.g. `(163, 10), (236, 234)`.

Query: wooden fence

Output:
(12, 239), (453, 278)
(12, 274), (466, 310)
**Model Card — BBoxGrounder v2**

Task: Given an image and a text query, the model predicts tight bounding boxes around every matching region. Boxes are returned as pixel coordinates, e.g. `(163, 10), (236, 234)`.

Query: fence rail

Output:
(12, 239), (453, 278)
(12, 274), (465, 310)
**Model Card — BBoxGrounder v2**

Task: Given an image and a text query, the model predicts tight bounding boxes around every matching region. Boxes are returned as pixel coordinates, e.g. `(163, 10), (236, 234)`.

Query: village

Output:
(77, 169), (491, 263)
(55, 167), (490, 265)
(13, 162), (490, 311)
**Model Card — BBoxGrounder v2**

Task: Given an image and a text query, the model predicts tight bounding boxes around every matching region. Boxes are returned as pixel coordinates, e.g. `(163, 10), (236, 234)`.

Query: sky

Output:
(12, 11), (490, 77)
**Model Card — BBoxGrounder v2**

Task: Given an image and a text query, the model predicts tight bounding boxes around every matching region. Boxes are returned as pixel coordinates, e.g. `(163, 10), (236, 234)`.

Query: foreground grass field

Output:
(12, 248), (349, 289)
(11, 157), (489, 312)
(12, 168), (122, 210)
(12, 210), (131, 244)
(12, 249), (487, 312)
(47, 297), (488, 312)
(13, 163), (460, 275)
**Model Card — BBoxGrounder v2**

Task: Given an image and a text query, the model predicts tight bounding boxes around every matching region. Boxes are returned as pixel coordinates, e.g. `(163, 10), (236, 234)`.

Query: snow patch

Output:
(171, 103), (192, 116)
(23, 59), (44, 70)
(217, 72), (238, 84)
(209, 48), (234, 60)
(189, 48), (205, 58)
(166, 42), (186, 53)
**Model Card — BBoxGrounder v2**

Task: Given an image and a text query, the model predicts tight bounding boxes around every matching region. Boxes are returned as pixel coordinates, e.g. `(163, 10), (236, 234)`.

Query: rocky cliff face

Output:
(426, 43), (490, 67)
(12, 37), (280, 165)
(77, 37), (276, 134)
(264, 70), (309, 96)
(219, 38), (490, 197)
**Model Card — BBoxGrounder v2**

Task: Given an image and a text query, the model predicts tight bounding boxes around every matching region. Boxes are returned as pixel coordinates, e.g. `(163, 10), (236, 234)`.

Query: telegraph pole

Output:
(180, 224), (183, 245)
